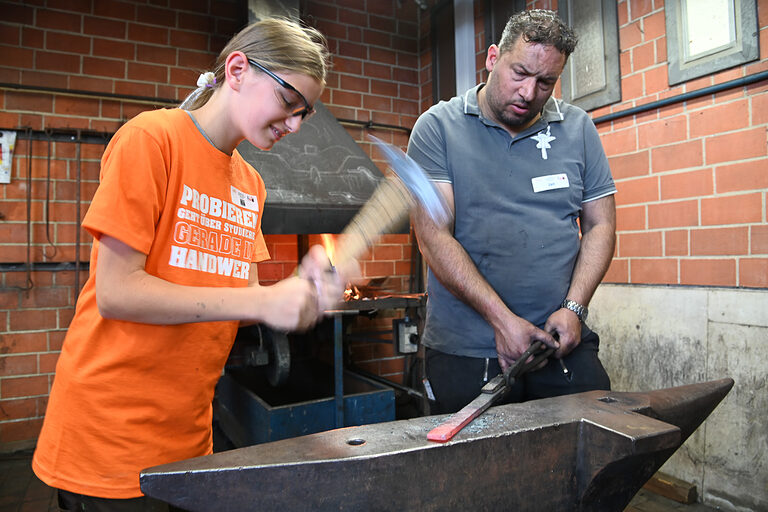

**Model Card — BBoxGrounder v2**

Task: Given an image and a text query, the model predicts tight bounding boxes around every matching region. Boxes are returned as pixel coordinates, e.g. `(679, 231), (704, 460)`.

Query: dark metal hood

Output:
(236, 102), (385, 234)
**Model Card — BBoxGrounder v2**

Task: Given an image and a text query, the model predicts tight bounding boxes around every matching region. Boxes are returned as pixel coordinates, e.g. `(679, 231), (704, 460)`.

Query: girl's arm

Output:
(95, 234), (332, 332)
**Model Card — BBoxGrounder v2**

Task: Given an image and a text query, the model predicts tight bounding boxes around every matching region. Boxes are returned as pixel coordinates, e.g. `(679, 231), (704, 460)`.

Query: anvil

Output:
(140, 378), (733, 511)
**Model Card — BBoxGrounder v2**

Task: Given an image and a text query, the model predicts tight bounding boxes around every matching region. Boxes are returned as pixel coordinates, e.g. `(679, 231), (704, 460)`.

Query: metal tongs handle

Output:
(481, 340), (556, 394)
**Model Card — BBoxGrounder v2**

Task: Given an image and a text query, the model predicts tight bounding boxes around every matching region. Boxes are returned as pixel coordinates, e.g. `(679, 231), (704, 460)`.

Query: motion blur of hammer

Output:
(328, 135), (451, 270)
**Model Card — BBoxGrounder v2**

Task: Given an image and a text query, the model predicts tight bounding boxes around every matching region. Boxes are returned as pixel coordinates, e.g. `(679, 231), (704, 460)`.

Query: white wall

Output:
(590, 284), (768, 511)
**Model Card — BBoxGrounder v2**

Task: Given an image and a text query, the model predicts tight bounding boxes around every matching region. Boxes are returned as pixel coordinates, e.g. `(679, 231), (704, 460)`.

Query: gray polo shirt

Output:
(407, 85), (616, 358)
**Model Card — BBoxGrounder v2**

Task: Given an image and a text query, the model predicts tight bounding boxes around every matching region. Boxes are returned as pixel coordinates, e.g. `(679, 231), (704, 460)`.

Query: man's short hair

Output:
(499, 9), (578, 58)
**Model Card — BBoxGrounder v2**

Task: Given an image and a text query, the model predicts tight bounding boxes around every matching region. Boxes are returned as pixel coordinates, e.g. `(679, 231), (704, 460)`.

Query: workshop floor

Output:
(0, 449), (720, 512)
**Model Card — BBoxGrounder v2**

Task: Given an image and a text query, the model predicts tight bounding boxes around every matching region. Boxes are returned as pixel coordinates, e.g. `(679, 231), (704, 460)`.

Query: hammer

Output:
(331, 135), (451, 266)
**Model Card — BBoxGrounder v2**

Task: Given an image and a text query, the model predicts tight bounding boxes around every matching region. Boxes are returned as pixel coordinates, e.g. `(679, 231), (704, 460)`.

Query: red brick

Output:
(660, 169), (713, 200)
(651, 140), (704, 172)
(8, 309), (58, 331)
(656, 37), (667, 64)
(643, 11), (666, 41)
(740, 258), (768, 288)
(372, 244), (402, 261)
(364, 260), (394, 277)
(690, 100), (749, 139)
(36, 9), (81, 32)
(705, 128), (766, 165)
(333, 56), (363, 75)
(600, 126), (638, 156)
(620, 20), (643, 48)
(637, 115), (688, 149)
(680, 258), (736, 286)
(665, 230), (689, 256)
(619, 231), (662, 257)
(0, 355), (37, 377)
(1, 375), (49, 399)
(136, 5), (176, 27)
(371, 80), (397, 96)
(93, 0), (137, 20)
(0, 397), (37, 422)
(82, 56), (125, 79)
(603, 258), (629, 283)
(715, 160), (768, 193)
(127, 62), (167, 83)
(701, 193), (762, 226)
(752, 226), (768, 254)
(691, 227), (749, 256)
(19, 287), (70, 308)
(0, 418), (43, 443)
(753, 93), (768, 125)
(632, 41), (655, 72)
(45, 31), (91, 55)
(364, 61), (392, 81)
(363, 94), (392, 111)
(127, 22), (168, 45)
(39, 352), (60, 374)
(92, 37), (135, 61)
(630, 258), (678, 284)
(33, 50), (79, 75)
(615, 176), (658, 206)
(644, 66), (668, 95)
(170, 29), (208, 52)
(608, 151), (650, 180)
(616, 205), (646, 231)
(54, 95), (100, 117)
(332, 89), (362, 108)
(648, 200), (699, 229)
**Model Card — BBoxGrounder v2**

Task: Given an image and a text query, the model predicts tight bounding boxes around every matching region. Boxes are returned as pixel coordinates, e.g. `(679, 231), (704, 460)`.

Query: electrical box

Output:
(393, 318), (419, 354)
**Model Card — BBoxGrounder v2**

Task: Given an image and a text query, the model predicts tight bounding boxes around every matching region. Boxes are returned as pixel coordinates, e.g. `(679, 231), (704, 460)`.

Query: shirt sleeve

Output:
(407, 108), (452, 184)
(83, 124), (169, 254)
(581, 116), (617, 203)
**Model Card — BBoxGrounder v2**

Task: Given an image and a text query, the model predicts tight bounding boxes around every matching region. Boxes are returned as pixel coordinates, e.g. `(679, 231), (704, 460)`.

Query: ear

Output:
(485, 44), (500, 73)
(225, 51), (250, 92)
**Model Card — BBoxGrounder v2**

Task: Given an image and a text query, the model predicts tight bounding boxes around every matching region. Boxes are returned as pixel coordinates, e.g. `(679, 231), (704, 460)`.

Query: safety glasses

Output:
(248, 58), (315, 120)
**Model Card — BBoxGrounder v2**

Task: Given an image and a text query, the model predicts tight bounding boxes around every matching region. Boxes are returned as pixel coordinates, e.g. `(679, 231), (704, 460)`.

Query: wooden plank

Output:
(643, 471), (698, 504)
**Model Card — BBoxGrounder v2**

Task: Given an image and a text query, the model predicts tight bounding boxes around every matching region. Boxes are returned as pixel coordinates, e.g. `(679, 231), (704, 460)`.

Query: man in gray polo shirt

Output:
(408, 9), (616, 414)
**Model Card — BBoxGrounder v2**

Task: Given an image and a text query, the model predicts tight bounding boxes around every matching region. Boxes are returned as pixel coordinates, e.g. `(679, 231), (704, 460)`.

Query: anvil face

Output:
(140, 379), (732, 512)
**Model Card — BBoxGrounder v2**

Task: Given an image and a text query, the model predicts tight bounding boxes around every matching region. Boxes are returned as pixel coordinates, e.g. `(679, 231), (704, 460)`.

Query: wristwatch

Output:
(561, 299), (588, 322)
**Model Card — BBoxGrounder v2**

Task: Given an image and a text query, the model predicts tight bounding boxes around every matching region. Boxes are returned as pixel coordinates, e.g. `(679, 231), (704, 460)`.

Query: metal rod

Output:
(9, 127), (112, 145)
(0, 82), (178, 106)
(0, 262), (90, 272)
(75, 131), (82, 294)
(337, 118), (412, 134)
(592, 70), (768, 125)
(333, 313), (344, 428)
(350, 366), (424, 400)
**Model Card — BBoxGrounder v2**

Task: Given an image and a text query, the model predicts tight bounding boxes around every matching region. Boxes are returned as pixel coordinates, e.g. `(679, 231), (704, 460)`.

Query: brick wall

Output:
(597, 0), (768, 287)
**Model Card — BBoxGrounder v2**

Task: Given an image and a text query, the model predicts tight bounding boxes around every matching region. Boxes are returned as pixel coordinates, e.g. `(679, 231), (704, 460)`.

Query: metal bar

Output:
(0, 262), (91, 272)
(333, 313), (344, 428)
(349, 367), (424, 400)
(0, 82), (178, 106)
(592, 70), (768, 125)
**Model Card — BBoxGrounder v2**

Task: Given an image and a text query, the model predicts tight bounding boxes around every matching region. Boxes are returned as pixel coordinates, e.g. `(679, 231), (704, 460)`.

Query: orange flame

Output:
(320, 233), (336, 265)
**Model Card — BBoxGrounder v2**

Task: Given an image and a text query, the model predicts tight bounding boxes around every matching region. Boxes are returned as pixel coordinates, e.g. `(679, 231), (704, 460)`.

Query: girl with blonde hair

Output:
(33, 17), (343, 511)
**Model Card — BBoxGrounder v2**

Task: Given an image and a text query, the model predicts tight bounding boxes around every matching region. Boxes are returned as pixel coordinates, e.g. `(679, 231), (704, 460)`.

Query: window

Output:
(666, 0), (759, 85)
(558, 0), (621, 112)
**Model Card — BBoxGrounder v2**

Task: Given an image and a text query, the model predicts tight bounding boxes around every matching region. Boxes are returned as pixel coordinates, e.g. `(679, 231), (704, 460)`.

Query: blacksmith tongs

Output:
(426, 341), (555, 442)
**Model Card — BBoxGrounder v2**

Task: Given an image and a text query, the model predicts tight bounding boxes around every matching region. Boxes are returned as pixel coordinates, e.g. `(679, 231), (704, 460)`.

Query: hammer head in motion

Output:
(368, 135), (452, 228)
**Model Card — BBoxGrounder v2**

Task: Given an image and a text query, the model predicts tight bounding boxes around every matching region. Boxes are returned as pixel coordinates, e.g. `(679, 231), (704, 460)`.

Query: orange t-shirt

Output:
(32, 108), (270, 498)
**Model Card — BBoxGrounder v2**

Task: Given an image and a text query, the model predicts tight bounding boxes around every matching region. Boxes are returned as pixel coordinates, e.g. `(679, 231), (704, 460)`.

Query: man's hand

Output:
(494, 311), (559, 371)
(544, 308), (582, 358)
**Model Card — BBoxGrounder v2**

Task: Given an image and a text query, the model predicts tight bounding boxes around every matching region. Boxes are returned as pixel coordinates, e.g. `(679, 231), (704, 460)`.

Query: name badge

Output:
(230, 185), (259, 211)
(531, 173), (569, 193)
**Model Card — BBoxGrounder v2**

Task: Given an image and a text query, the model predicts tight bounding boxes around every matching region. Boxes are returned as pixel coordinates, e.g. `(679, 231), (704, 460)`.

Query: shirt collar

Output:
(462, 84), (565, 124)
